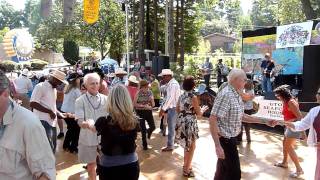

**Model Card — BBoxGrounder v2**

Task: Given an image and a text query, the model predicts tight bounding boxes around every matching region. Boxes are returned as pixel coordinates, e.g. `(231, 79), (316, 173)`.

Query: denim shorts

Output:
(284, 128), (301, 139)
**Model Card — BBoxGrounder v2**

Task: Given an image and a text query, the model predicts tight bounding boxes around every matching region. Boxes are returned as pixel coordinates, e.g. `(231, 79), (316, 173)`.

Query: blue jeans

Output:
(41, 120), (57, 153)
(167, 108), (177, 148)
(262, 76), (272, 93)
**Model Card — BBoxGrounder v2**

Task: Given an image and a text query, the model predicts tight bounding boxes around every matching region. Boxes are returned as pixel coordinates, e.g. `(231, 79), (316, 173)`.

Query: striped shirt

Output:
(211, 84), (244, 138)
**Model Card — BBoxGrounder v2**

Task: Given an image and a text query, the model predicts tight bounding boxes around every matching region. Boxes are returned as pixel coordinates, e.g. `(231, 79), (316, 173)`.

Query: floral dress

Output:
(176, 91), (199, 151)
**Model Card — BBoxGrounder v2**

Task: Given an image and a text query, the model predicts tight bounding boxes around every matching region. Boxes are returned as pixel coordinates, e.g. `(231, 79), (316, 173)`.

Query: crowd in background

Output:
(0, 56), (319, 180)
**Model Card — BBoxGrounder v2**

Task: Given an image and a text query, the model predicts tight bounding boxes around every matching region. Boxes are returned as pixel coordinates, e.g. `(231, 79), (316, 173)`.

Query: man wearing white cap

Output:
(111, 68), (128, 87)
(14, 69), (33, 109)
(30, 69), (68, 153)
(159, 69), (181, 152)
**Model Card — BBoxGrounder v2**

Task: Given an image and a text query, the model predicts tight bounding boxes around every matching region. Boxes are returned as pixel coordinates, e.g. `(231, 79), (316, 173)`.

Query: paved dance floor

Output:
(56, 116), (316, 180)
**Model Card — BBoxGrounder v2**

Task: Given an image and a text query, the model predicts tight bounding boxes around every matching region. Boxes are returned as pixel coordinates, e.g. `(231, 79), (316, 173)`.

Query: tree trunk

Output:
(132, 0), (137, 61)
(145, 0), (151, 49)
(138, 0), (145, 65)
(174, 0), (180, 62)
(179, 0), (185, 69)
(300, 0), (317, 19)
(168, 0), (175, 62)
(153, 0), (159, 56)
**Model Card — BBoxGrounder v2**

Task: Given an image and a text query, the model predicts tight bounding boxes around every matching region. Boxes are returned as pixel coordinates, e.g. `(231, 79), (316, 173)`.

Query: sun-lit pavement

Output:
(56, 114), (316, 180)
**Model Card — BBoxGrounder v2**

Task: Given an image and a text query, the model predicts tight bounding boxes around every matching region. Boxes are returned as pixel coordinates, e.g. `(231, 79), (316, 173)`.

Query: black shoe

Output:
(57, 132), (64, 139)
(143, 146), (149, 150)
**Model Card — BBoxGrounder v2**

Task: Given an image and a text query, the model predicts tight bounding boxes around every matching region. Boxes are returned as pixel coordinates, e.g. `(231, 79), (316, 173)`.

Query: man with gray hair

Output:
(0, 70), (56, 179)
(209, 68), (273, 180)
(75, 72), (108, 180)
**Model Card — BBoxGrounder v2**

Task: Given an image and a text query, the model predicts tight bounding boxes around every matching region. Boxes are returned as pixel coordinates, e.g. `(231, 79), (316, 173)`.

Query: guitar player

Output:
(201, 57), (213, 87)
(260, 53), (275, 94)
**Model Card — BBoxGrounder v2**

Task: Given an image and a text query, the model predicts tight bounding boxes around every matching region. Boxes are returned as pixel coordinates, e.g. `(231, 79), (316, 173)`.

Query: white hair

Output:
(83, 73), (100, 85)
(227, 68), (246, 83)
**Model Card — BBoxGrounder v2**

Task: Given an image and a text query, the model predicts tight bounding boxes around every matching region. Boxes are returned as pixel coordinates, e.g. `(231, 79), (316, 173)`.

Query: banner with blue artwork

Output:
(276, 21), (313, 48)
(271, 47), (304, 75)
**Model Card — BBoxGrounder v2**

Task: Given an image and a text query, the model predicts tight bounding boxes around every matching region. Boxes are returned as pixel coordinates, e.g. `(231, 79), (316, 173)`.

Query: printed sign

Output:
(252, 98), (284, 121)
(276, 21), (313, 48)
(83, 0), (100, 24)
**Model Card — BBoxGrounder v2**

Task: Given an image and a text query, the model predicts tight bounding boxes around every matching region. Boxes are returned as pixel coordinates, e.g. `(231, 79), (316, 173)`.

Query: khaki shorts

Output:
(78, 144), (97, 164)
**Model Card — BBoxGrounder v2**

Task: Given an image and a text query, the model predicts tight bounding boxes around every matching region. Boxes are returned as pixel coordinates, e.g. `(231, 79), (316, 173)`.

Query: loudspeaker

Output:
(300, 45), (320, 111)
(152, 56), (170, 77)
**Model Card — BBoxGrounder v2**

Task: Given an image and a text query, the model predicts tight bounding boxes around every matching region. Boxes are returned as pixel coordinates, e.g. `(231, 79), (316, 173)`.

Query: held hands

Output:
(159, 109), (164, 117)
(49, 111), (56, 120)
(215, 145), (225, 159)
(200, 106), (209, 114)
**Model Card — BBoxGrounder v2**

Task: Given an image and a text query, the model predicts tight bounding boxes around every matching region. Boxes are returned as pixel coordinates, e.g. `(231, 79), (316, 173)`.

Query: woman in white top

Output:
(61, 73), (82, 153)
(285, 87), (320, 180)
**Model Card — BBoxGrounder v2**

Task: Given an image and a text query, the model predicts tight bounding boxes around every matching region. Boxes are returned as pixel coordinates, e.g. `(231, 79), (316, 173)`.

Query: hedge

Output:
(0, 60), (17, 72)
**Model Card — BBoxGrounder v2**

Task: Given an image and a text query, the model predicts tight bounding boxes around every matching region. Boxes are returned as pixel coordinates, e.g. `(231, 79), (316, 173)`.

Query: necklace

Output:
(85, 93), (102, 110)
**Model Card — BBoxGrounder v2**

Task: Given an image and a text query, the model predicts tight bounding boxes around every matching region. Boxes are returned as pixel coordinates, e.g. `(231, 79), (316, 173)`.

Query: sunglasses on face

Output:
(317, 92), (320, 95)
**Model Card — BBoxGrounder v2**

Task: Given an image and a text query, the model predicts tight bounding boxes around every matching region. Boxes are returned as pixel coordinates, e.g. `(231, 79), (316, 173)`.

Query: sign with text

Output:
(253, 99), (284, 121)
(83, 0), (100, 24)
(276, 21), (313, 48)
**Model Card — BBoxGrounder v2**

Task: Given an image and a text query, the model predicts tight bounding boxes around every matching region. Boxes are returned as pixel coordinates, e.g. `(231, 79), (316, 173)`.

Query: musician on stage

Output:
(201, 57), (213, 87)
(260, 53), (275, 94)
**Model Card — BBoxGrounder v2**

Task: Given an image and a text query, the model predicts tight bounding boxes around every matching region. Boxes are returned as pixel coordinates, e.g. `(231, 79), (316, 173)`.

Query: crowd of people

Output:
(0, 55), (319, 180)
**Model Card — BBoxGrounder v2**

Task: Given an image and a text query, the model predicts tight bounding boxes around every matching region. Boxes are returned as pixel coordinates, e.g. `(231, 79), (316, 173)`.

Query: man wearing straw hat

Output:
(159, 69), (181, 152)
(30, 69), (68, 153)
(111, 68), (128, 87)
(0, 70), (56, 180)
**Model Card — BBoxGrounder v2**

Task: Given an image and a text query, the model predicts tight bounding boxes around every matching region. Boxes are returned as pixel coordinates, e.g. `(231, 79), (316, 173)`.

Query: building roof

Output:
(204, 33), (239, 41)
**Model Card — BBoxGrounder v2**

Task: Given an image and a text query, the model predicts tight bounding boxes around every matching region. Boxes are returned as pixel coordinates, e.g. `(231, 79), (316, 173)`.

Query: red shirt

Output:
(282, 100), (298, 121)
(127, 86), (138, 102)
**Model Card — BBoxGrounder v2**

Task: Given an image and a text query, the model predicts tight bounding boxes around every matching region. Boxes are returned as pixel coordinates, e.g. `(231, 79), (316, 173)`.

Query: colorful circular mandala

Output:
(2, 29), (35, 62)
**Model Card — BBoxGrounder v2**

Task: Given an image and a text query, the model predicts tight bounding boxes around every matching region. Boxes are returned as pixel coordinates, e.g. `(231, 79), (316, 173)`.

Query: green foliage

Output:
(0, 27), (9, 42)
(250, 0), (278, 26)
(0, 1), (25, 29)
(278, 0), (306, 25)
(0, 60), (17, 71)
(30, 59), (48, 70)
(63, 40), (79, 65)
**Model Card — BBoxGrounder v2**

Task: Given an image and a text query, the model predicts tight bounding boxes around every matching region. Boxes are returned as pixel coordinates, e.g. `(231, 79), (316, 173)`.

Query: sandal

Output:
(274, 162), (288, 168)
(289, 171), (304, 178)
(183, 169), (195, 177)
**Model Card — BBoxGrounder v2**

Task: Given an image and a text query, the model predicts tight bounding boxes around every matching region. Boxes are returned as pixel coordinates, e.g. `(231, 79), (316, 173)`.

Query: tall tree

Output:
(174, 0), (180, 61)
(168, 0), (175, 62)
(138, 0), (146, 65)
(179, 0), (185, 68)
(145, 0), (152, 49)
(250, 0), (278, 27)
(300, 0), (318, 19)
(132, 0), (137, 60)
(153, 0), (159, 56)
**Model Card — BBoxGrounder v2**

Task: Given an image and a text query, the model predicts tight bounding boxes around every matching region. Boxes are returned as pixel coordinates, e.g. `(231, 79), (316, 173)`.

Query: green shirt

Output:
(150, 79), (161, 99)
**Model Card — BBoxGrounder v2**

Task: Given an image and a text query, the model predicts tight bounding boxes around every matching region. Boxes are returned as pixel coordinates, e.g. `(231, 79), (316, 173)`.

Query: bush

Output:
(30, 59), (48, 70)
(63, 40), (79, 65)
(0, 60), (17, 72)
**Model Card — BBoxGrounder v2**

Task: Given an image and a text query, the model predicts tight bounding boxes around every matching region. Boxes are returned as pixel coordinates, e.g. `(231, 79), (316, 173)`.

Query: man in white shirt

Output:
(0, 70), (56, 180)
(30, 70), (67, 153)
(14, 69), (33, 109)
(75, 73), (108, 180)
(159, 69), (181, 151)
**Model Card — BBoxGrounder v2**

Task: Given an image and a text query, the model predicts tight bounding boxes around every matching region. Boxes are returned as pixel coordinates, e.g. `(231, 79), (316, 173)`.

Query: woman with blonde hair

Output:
(89, 84), (140, 180)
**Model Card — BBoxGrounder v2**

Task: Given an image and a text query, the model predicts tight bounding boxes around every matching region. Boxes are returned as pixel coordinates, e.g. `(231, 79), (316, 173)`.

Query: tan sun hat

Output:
(115, 68), (128, 75)
(128, 75), (139, 84)
(160, 69), (173, 76)
(49, 69), (68, 84)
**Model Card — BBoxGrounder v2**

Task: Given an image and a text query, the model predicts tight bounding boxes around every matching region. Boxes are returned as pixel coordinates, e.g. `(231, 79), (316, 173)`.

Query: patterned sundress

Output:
(176, 91), (199, 151)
